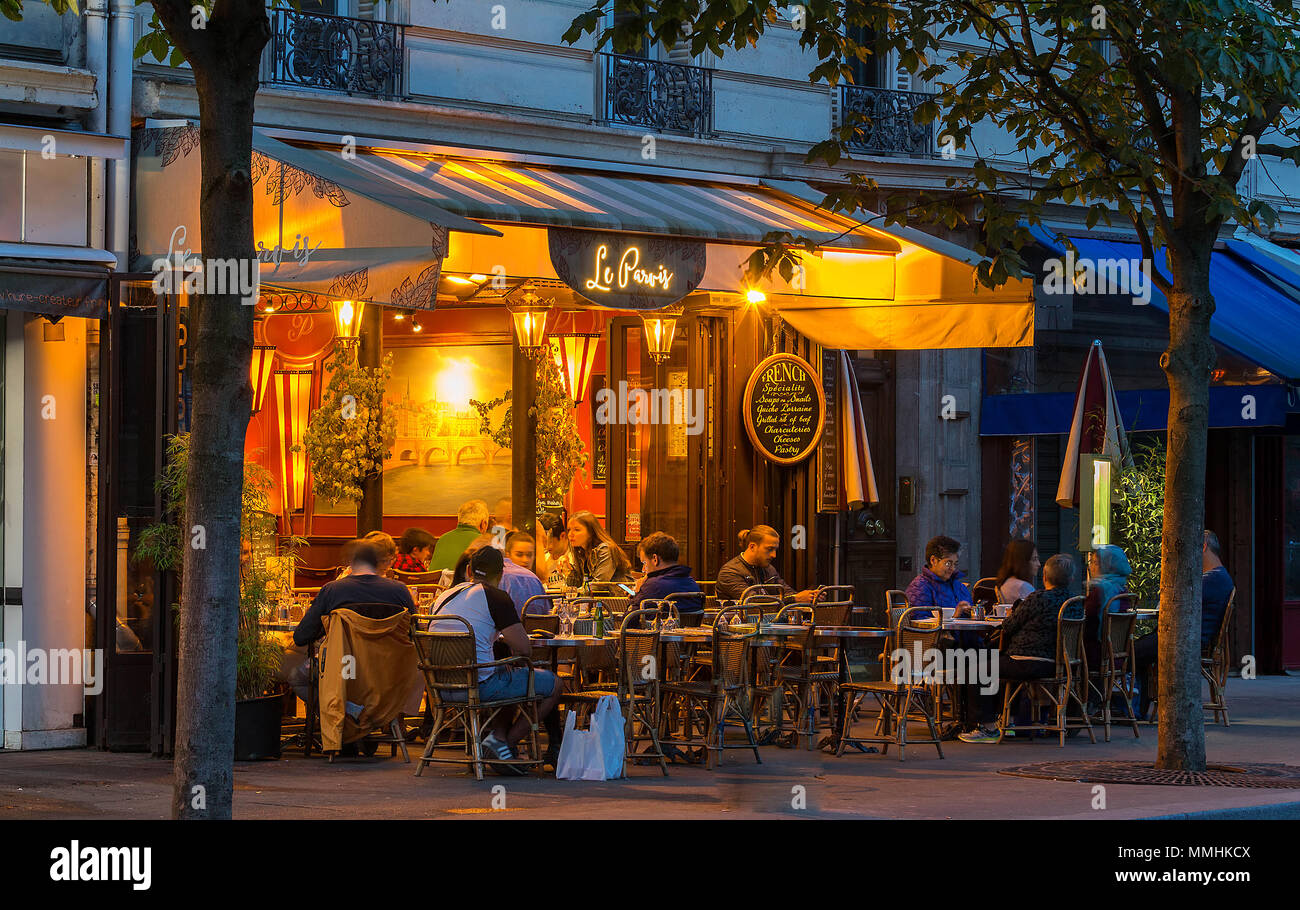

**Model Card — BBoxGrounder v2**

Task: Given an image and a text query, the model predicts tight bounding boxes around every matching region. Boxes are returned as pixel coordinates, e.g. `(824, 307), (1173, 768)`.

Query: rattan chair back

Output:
(1056, 596), (1087, 682)
(889, 606), (942, 684)
(412, 616), (477, 697)
(713, 628), (751, 691)
(618, 609), (662, 690)
(740, 584), (786, 603)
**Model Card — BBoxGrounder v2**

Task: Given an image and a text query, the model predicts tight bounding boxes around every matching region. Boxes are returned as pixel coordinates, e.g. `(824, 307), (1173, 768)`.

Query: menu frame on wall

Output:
(742, 352), (826, 466)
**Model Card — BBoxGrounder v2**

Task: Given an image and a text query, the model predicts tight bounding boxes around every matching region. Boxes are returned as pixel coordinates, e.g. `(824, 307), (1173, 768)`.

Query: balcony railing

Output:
(837, 84), (935, 156)
(261, 7), (405, 101)
(602, 53), (713, 137)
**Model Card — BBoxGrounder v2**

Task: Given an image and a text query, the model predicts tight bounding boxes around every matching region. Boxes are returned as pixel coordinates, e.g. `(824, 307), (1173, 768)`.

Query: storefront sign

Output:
(818, 350), (840, 512)
(0, 269), (110, 319)
(548, 228), (705, 310)
(743, 353), (825, 466)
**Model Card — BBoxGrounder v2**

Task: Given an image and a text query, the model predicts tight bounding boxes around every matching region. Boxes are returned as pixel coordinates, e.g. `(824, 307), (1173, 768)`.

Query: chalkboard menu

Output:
(818, 350), (840, 511)
(743, 353), (825, 466)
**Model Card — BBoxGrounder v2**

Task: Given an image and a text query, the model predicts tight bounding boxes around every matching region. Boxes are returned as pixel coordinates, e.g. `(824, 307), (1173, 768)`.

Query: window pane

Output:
(0, 151), (21, 242)
(23, 154), (88, 246)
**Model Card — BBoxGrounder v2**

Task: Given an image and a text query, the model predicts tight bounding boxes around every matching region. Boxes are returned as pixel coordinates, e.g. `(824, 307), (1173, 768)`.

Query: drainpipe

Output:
(107, 0), (133, 268)
(84, 0), (109, 252)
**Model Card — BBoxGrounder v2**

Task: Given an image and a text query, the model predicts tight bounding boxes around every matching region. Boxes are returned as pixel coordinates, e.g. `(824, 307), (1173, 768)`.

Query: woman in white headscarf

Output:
(1083, 544), (1133, 673)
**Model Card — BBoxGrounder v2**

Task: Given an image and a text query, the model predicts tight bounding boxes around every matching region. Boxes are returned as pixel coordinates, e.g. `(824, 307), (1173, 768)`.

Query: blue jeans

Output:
(443, 666), (557, 703)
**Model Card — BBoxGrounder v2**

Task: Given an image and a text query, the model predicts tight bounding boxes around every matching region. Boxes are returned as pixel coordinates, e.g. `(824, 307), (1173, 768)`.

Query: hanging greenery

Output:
(1114, 434), (1167, 611)
(303, 351), (398, 506)
(471, 353), (587, 506)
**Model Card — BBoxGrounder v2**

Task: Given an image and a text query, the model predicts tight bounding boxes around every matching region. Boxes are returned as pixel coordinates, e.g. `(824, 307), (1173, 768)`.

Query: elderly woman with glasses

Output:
(903, 535), (974, 622)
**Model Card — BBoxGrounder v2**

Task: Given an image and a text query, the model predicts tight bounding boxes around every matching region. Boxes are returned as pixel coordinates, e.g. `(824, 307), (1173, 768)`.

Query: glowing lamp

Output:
(509, 288), (552, 360)
(549, 333), (601, 407)
(331, 298), (366, 350)
(275, 370), (313, 514)
(249, 345), (276, 415)
(640, 306), (682, 364)
(745, 288), (767, 305)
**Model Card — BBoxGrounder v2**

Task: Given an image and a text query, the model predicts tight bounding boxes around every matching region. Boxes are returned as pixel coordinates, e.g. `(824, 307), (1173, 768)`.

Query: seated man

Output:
(629, 532), (703, 613)
(959, 554), (1080, 743)
(429, 499), (491, 572)
(393, 527), (436, 574)
(715, 525), (817, 603)
(432, 547), (564, 771)
(492, 497), (516, 535)
(498, 531), (546, 616)
(1132, 530), (1234, 718)
(280, 540), (415, 701)
(904, 535), (974, 621)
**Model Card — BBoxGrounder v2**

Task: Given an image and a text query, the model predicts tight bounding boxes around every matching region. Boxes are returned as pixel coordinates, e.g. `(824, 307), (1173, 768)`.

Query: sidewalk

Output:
(2, 676), (1297, 819)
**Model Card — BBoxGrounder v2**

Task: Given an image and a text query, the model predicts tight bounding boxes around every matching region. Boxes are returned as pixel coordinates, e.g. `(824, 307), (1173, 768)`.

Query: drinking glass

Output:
(418, 592), (435, 614)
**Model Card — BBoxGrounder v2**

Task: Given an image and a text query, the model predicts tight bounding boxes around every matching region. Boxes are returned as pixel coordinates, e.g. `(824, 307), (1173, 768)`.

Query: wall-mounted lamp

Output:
(274, 369), (313, 515)
(509, 288), (552, 360)
(249, 345), (276, 415)
(640, 306), (682, 364)
(331, 298), (366, 354)
(549, 333), (601, 407)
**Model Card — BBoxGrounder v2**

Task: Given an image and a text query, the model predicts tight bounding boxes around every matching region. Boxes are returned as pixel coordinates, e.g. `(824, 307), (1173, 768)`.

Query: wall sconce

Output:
(275, 369), (313, 514)
(249, 345), (276, 415)
(549, 333), (601, 407)
(331, 298), (366, 355)
(509, 288), (552, 360)
(640, 306), (682, 364)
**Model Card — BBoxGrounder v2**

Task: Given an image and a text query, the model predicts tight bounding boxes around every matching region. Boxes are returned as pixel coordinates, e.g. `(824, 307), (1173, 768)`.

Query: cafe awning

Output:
(133, 126), (501, 309)
(0, 247), (115, 319)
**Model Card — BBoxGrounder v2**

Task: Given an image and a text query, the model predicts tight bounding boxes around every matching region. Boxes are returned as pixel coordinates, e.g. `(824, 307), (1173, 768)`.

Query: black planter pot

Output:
(234, 694), (283, 761)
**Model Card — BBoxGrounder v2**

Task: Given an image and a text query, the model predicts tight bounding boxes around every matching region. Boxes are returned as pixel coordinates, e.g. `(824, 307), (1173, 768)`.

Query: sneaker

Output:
(481, 732), (525, 776)
(957, 728), (1001, 744)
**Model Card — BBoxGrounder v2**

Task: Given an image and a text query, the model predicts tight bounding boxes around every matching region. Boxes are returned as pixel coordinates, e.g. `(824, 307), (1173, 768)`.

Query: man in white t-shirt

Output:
(432, 547), (563, 772)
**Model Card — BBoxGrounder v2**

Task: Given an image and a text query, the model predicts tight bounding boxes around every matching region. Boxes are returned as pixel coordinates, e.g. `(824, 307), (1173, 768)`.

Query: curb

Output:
(1141, 801), (1300, 820)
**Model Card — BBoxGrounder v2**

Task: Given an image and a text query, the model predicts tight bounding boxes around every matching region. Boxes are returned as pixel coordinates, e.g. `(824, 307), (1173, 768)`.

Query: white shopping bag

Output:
(554, 697), (626, 780)
(591, 695), (627, 780)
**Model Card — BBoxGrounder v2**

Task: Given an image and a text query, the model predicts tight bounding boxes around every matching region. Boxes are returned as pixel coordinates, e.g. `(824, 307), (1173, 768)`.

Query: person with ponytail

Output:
(716, 525), (817, 602)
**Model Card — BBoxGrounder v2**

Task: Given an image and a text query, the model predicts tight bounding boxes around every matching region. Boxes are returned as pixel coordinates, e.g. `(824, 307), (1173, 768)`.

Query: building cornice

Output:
(0, 60), (97, 114)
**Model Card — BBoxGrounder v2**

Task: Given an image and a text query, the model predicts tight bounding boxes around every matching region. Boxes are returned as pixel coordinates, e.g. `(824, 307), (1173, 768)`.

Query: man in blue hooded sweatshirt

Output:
(904, 535), (974, 621)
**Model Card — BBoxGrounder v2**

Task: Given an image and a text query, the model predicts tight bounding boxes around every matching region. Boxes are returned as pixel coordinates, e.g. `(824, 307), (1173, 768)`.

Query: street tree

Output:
(566, 0), (1300, 770)
(4, 0), (271, 818)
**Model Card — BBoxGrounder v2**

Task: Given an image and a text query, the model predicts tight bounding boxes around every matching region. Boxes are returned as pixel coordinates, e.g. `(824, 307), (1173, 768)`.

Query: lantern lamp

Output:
(508, 288), (552, 360)
(274, 370), (313, 514)
(331, 298), (366, 352)
(640, 306), (682, 364)
(549, 333), (601, 407)
(250, 345), (276, 415)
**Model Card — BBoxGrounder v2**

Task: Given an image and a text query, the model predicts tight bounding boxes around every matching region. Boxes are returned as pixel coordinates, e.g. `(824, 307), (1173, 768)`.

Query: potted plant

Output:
(135, 434), (301, 760)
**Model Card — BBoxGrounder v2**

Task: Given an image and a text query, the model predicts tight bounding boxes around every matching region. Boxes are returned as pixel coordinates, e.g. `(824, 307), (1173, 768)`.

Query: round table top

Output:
(529, 635), (617, 648)
(258, 622), (298, 633)
(944, 618), (1004, 630)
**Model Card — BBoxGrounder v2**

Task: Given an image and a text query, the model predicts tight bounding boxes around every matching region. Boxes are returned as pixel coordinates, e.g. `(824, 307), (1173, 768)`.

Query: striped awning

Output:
(343, 150), (897, 251)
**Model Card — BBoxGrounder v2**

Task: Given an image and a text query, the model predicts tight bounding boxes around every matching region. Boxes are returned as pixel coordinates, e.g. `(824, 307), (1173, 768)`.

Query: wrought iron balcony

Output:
(261, 7), (405, 101)
(837, 84), (935, 156)
(602, 53), (713, 137)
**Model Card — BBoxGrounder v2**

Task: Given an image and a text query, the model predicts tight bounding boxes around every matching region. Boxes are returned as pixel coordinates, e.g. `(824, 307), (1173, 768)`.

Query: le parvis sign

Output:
(548, 227), (706, 310)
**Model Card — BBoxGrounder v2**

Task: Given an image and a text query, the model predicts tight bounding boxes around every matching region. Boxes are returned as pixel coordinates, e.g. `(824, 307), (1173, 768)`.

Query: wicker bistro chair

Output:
(522, 592), (564, 616)
(1089, 594), (1140, 741)
(772, 607), (841, 750)
(996, 596), (1096, 747)
(813, 586), (855, 627)
(660, 626), (765, 769)
(835, 606), (946, 761)
(665, 591), (707, 626)
(563, 610), (670, 776)
(972, 577), (999, 606)
(393, 569), (443, 586)
(1202, 589), (1237, 725)
(885, 589), (910, 629)
(411, 616), (545, 781)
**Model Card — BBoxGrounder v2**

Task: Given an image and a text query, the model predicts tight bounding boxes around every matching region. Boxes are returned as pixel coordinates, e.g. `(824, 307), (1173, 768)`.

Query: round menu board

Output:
(742, 353), (825, 466)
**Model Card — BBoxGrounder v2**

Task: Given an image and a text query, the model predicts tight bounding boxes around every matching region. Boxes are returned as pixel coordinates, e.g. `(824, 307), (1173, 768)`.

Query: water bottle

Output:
(594, 601), (605, 638)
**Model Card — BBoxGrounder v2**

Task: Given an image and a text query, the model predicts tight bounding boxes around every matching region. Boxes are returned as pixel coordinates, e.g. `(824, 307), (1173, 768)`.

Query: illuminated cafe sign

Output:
(548, 227), (706, 310)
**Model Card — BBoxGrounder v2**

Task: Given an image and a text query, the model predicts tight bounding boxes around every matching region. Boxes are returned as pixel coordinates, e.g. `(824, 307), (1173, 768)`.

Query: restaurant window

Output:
(610, 6), (652, 57)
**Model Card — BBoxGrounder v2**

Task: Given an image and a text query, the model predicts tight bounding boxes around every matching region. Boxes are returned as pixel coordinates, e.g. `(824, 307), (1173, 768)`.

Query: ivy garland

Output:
(471, 353), (587, 505)
(303, 351), (398, 505)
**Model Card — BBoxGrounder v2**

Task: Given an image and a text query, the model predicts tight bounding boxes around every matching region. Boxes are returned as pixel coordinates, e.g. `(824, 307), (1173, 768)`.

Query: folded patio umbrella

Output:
(1056, 339), (1133, 508)
(837, 350), (879, 509)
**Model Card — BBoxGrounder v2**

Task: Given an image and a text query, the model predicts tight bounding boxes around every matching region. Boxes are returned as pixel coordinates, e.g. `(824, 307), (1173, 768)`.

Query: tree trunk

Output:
(166, 4), (269, 820)
(1156, 256), (1216, 772)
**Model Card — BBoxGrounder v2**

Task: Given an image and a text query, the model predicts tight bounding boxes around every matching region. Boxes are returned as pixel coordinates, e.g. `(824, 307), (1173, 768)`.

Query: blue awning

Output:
(980, 385), (1292, 436)
(1028, 226), (1300, 383)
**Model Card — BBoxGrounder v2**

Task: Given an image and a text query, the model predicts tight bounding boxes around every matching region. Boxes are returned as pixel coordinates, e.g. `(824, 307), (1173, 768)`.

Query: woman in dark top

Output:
(564, 510), (633, 585)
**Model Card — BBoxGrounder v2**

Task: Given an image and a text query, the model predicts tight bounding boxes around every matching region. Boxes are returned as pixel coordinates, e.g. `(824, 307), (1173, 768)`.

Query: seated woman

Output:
(994, 539), (1041, 605)
(534, 513), (573, 587)
(1083, 544), (1133, 674)
(564, 510), (633, 586)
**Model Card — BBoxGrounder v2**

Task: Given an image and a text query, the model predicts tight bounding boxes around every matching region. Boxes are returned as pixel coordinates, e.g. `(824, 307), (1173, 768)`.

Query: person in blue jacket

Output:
(629, 532), (703, 614)
(904, 535), (974, 621)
